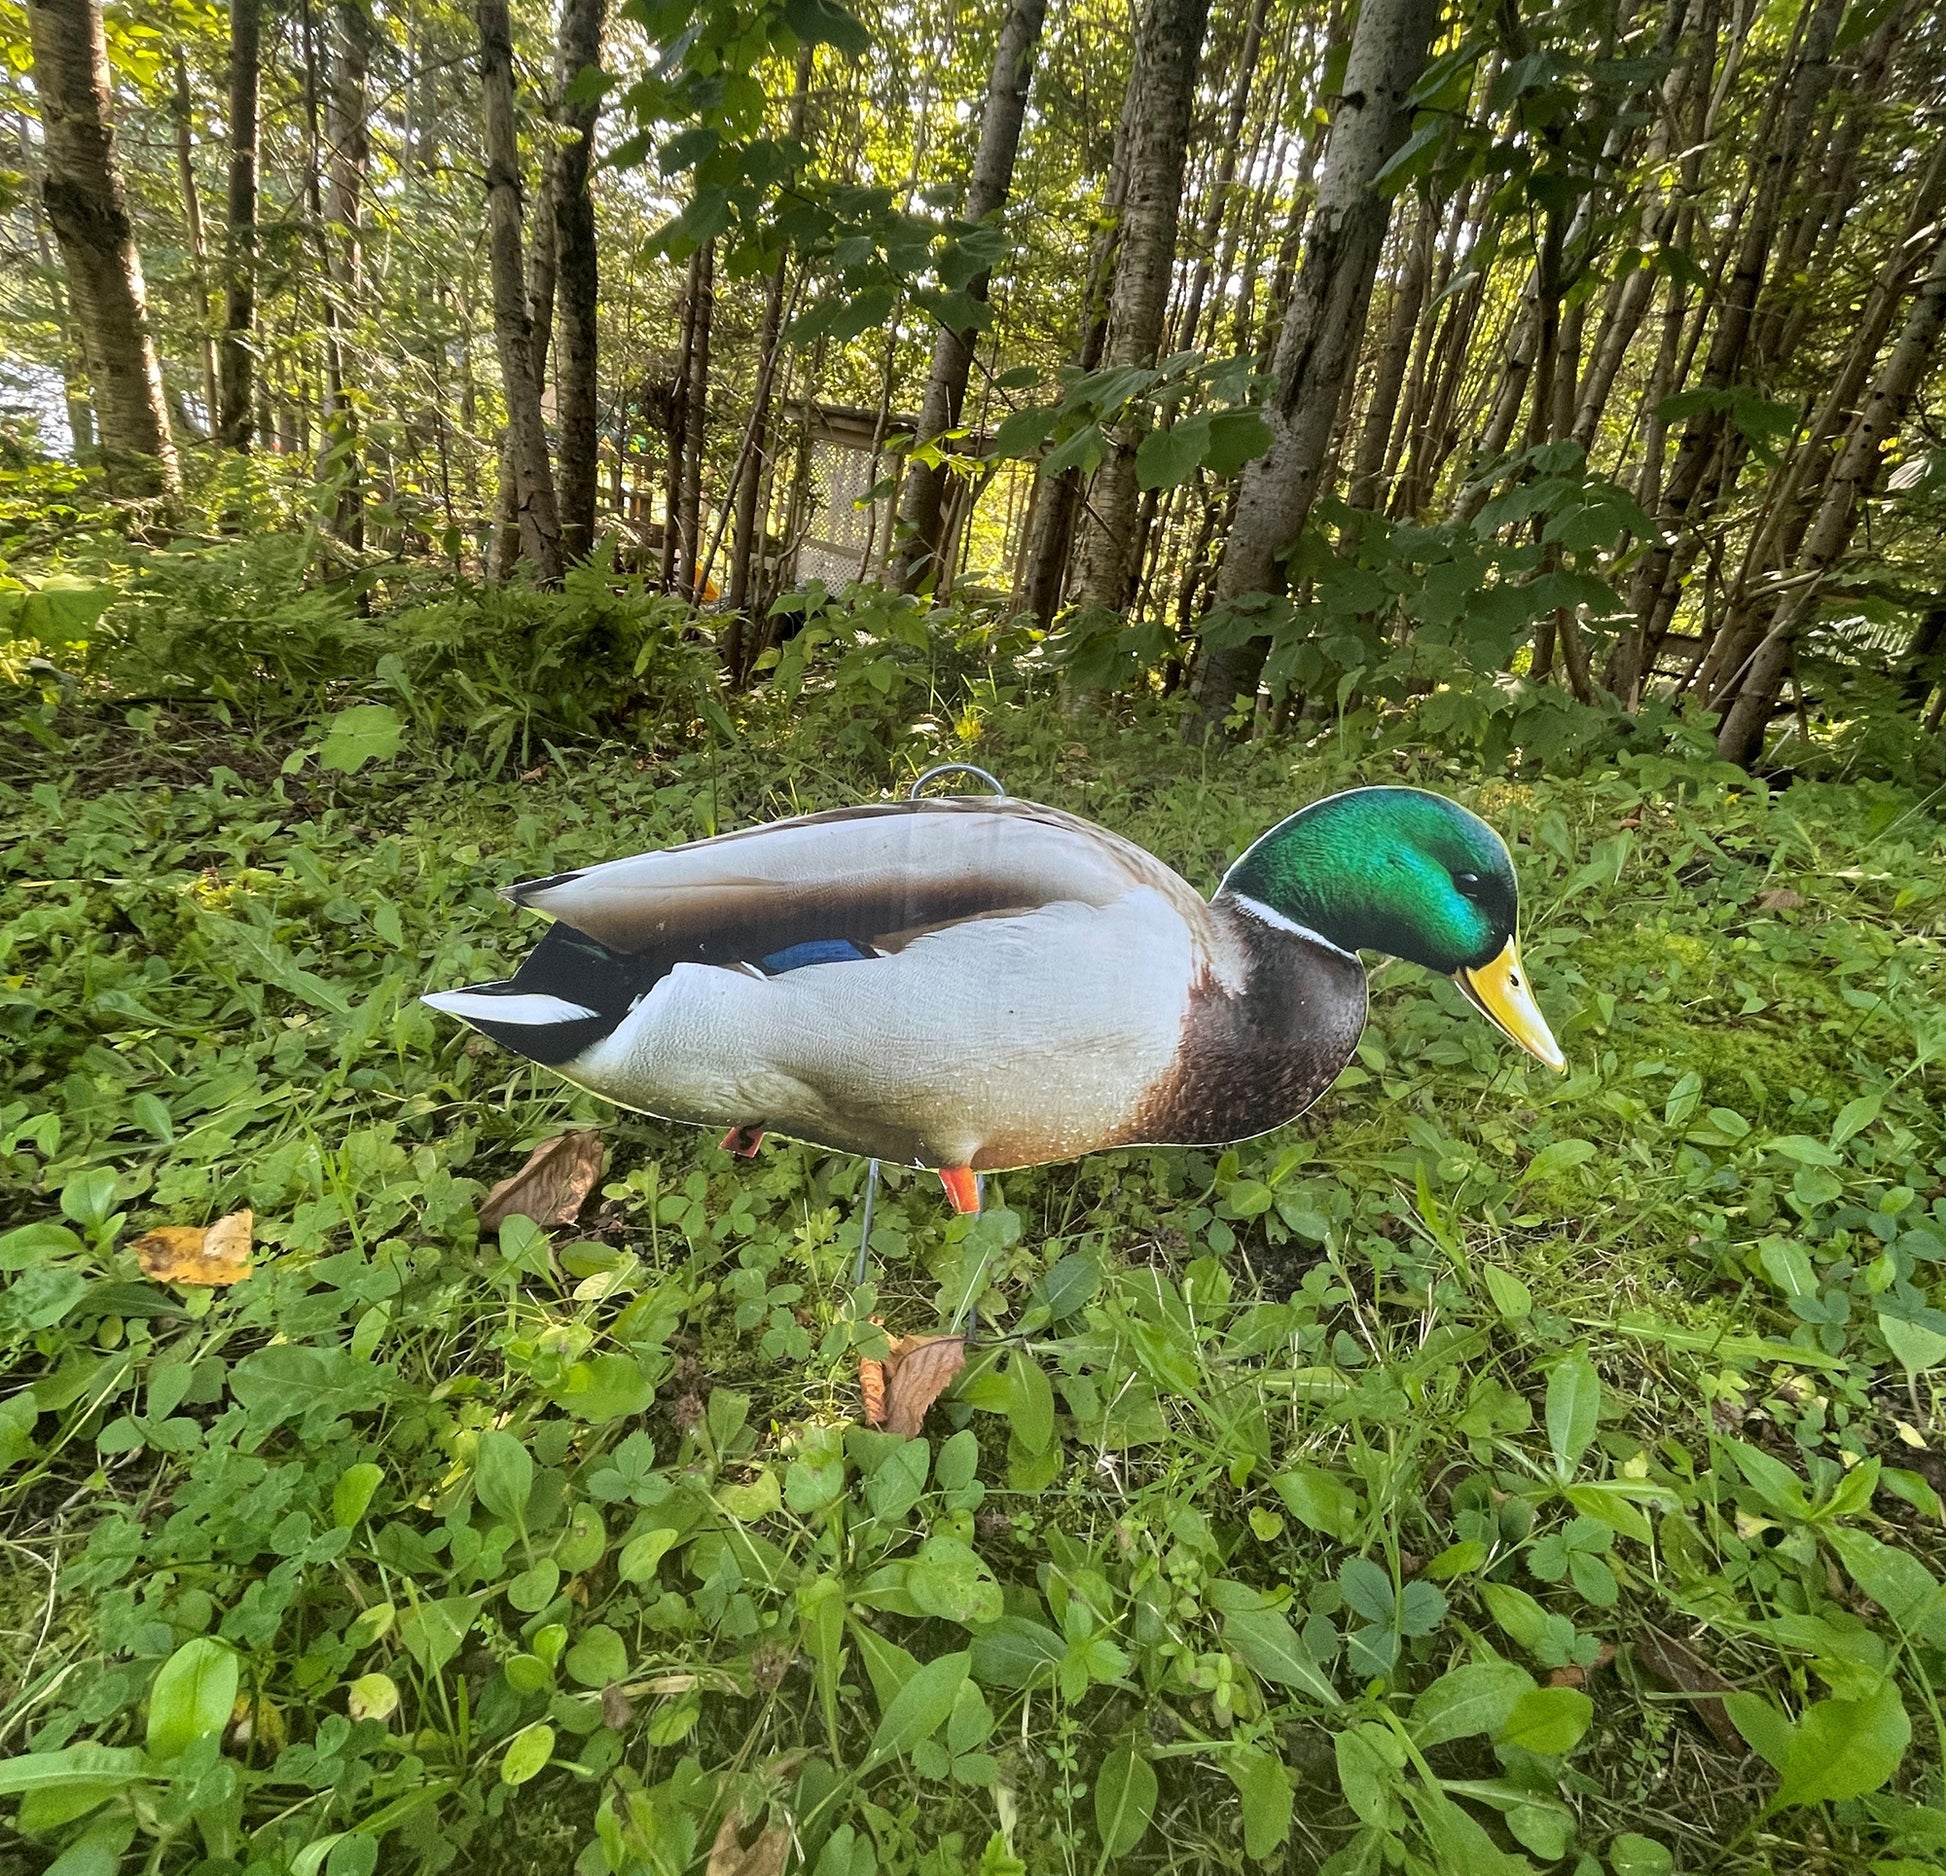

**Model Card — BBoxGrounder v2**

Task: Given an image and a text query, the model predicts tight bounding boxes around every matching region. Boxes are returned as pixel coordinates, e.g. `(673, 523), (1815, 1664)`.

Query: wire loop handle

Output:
(908, 763), (1007, 800)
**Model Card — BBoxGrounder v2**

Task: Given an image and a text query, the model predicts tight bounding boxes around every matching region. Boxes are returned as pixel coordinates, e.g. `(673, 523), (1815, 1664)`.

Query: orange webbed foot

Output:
(720, 1126), (765, 1158)
(938, 1166), (981, 1214)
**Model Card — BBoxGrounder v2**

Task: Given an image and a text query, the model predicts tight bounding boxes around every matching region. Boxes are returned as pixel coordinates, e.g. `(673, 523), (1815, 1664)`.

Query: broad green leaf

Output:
(565, 1624), (629, 1687)
(1830, 1093), (1881, 1149)
(346, 1673), (399, 1722)
(1609, 1835), (1674, 1876)
(1496, 1684), (1592, 1755)
(473, 1430), (532, 1526)
(968, 1617), (1063, 1691)
(1135, 416), (1210, 491)
(1757, 1239), (1816, 1298)
(319, 703), (404, 774)
(1410, 1660), (1534, 1747)
(1725, 1438), (1811, 1518)
(905, 1536), (1003, 1627)
(1271, 1465), (1361, 1540)
(1093, 1741), (1158, 1856)
(617, 1528), (680, 1583)
(1724, 1691), (1795, 1771)
(1523, 1138), (1596, 1183)
(0, 1746), (149, 1796)
(1204, 408), (1273, 477)
(1227, 1746), (1293, 1860)
(1222, 1607), (1340, 1704)
(1545, 1352), (1600, 1478)
(1483, 1266), (1532, 1320)
(147, 1637), (238, 1761)
(1823, 1528), (1946, 1644)
(866, 1650), (969, 1766)
(1775, 1679), (1910, 1808)
(333, 1462), (383, 1529)
(499, 1721), (555, 1785)
(397, 1595), (480, 1675)
(1006, 1350), (1055, 1453)
(1334, 1723), (1405, 1826)
(1880, 1313), (1946, 1380)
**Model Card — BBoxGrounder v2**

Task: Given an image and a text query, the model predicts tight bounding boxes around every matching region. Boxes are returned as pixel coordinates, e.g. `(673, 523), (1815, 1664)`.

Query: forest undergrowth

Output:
(4, 559), (1946, 1876)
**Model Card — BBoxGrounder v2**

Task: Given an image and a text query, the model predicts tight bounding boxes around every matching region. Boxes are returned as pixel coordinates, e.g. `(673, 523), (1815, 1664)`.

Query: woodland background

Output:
(3, 0), (1946, 1870)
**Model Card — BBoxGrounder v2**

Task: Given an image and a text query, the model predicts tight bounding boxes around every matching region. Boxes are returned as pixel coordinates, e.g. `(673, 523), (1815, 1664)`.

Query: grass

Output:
(3, 585), (1946, 1876)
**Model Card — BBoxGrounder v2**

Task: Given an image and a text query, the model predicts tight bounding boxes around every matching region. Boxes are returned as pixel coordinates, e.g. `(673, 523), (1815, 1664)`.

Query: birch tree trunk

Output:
(1067, 0), (1213, 617)
(894, 0), (1047, 592)
(1188, 0), (1439, 730)
(217, 0), (261, 450)
(478, 0), (565, 583)
(26, 0), (179, 498)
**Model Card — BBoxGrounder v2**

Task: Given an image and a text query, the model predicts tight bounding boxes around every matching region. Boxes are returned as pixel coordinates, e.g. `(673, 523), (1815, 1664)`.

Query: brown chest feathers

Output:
(1124, 916), (1368, 1148)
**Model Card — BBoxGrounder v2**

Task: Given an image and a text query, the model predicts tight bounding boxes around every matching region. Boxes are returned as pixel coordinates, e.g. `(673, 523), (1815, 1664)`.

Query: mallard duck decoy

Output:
(425, 786), (1563, 1211)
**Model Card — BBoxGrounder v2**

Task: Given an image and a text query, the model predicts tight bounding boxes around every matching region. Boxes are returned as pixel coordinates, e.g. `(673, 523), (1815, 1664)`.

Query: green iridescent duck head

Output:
(1222, 786), (1565, 1071)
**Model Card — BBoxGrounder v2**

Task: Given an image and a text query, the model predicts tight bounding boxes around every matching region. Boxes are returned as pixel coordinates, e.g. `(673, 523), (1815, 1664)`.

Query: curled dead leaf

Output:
(881, 1334), (967, 1439)
(1756, 888), (1805, 912)
(133, 1209), (252, 1287)
(477, 1130), (605, 1232)
(859, 1356), (887, 1428)
(600, 1683), (635, 1731)
(1634, 1626), (1740, 1751)
(707, 1808), (791, 1876)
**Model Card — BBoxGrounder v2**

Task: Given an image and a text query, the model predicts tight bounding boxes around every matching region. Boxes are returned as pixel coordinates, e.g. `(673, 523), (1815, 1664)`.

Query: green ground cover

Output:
(4, 576), (1946, 1875)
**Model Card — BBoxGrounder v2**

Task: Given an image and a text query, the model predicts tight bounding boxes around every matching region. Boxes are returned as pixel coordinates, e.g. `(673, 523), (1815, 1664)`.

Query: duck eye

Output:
(1455, 871), (1482, 896)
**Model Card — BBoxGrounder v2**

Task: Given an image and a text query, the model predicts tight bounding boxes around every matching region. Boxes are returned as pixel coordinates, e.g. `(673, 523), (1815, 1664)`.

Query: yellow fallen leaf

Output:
(133, 1209), (253, 1287)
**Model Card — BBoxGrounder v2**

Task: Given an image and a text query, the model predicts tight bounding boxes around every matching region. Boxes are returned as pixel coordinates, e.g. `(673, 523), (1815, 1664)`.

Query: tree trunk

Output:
(1172, 0), (1271, 352)
(170, 54), (220, 428)
(26, 0), (179, 498)
(1346, 195), (1432, 509)
(478, 0), (565, 583)
(677, 241), (714, 599)
(1188, 0), (1439, 731)
(217, 0), (261, 450)
(325, 0), (372, 548)
(1714, 223), (1946, 765)
(894, 0), (1047, 592)
(726, 43), (814, 668)
(551, 0), (607, 563)
(1018, 72), (1141, 624)
(1625, 0), (1847, 650)
(1067, 0), (1214, 617)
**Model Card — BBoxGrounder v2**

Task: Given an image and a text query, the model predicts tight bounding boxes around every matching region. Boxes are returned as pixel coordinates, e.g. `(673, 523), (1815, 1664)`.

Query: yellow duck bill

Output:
(1458, 938), (1566, 1072)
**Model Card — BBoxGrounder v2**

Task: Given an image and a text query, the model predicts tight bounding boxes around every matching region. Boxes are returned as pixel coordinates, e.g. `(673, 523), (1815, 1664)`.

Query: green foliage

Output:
(2, 579), (1946, 1874)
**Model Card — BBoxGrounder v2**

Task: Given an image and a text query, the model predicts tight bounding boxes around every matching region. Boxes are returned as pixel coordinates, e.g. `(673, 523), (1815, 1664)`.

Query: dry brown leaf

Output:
(881, 1334), (967, 1438)
(1634, 1626), (1740, 1751)
(478, 1130), (604, 1232)
(600, 1683), (635, 1731)
(859, 1356), (887, 1428)
(1756, 888), (1805, 912)
(133, 1209), (253, 1287)
(707, 1809), (790, 1876)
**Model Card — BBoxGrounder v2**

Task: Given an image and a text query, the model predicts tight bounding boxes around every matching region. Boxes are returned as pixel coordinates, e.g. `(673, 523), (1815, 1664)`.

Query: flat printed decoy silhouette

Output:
(425, 785), (1564, 1212)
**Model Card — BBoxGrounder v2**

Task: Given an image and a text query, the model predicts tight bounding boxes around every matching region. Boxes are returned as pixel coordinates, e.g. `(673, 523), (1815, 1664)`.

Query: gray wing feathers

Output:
(508, 798), (1204, 959)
